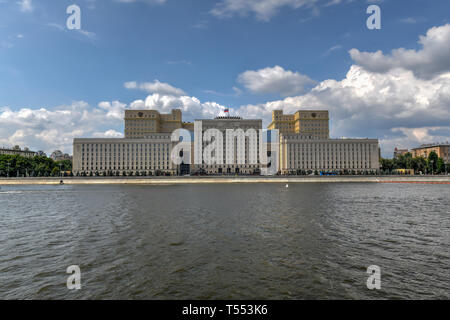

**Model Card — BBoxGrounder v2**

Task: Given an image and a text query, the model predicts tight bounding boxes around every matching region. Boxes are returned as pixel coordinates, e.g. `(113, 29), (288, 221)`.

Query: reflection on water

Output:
(0, 183), (449, 299)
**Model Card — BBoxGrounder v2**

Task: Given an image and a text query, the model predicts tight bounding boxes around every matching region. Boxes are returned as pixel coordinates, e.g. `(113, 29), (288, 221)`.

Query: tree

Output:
(56, 159), (72, 172)
(436, 157), (445, 174)
(427, 151), (439, 174)
(51, 167), (60, 177)
(415, 156), (427, 174)
(380, 158), (394, 173)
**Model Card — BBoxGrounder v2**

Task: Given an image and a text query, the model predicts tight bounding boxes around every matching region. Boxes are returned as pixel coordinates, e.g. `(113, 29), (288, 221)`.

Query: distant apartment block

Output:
(394, 147), (409, 158)
(50, 150), (72, 162)
(411, 143), (450, 164)
(0, 145), (36, 158)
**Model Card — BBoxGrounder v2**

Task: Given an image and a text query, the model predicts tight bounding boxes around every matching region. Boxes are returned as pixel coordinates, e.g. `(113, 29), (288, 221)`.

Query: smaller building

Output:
(0, 145), (36, 158)
(50, 150), (72, 162)
(394, 147), (409, 158)
(411, 143), (450, 164)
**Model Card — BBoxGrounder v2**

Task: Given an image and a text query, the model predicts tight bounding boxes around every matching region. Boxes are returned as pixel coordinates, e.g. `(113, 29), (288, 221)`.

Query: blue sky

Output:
(1, 0), (450, 156)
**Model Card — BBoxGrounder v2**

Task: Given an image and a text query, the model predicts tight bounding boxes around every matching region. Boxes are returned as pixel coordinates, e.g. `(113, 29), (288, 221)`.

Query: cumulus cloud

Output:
(124, 80), (186, 96)
(237, 65), (315, 96)
(349, 24), (450, 79)
(211, 0), (318, 21)
(138, 94), (228, 120)
(0, 101), (124, 154)
(236, 65), (450, 156)
(0, 89), (229, 154)
(2, 24), (450, 158)
(93, 129), (124, 138)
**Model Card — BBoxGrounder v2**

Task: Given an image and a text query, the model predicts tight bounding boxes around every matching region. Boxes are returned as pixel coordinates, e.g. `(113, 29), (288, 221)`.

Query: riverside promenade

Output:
(1, 176), (449, 185)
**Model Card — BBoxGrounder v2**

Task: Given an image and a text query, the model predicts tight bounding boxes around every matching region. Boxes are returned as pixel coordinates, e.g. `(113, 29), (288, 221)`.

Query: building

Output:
(279, 134), (380, 174)
(73, 133), (173, 175)
(0, 145), (36, 158)
(73, 112), (264, 176)
(74, 109), (194, 176)
(411, 143), (450, 164)
(394, 147), (409, 158)
(192, 116), (262, 175)
(73, 108), (381, 176)
(268, 110), (329, 139)
(124, 109), (193, 138)
(50, 150), (72, 162)
(271, 110), (379, 174)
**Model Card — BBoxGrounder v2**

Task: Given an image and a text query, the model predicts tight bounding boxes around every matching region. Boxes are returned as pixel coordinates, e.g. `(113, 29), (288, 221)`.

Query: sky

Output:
(0, 0), (449, 157)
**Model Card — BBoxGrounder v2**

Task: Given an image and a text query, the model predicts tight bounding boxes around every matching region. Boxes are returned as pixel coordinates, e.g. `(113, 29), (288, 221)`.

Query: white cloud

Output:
(18, 0), (33, 13)
(236, 64), (450, 156)
(2, 24), (450, 158)
(0, 101), (124, 154)
(124, 80), (186, 96)
(97, 101), (127, 120)
(237, 65), (315, 96)
(46, 23), (96, 40)
(93, 129), (123, 138)
(211, 0), (318, 21)
(349, 24), (450, 79)
(323, 44), (342, 56)
(139, 94), (228, 120)
(399, 17), (418, 24)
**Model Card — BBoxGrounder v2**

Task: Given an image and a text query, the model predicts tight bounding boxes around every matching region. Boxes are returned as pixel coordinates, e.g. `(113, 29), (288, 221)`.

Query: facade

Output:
(411, 143), (450, 164)
(73, 134), (173, 175)
(124, 109), (193, 138)
(279, 134), (380, 174)
(192, 116), (262, 175)
(72, 108), (381, 176)
(0, 145), (36, 158)
(268, 110), (329, 139)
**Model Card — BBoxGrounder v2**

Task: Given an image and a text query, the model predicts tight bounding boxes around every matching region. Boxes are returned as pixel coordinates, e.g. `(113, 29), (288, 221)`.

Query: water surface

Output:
(0, 183), (449, 299)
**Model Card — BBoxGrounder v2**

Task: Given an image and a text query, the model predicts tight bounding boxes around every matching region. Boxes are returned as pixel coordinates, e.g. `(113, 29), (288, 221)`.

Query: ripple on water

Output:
(0, 183), (449, 299)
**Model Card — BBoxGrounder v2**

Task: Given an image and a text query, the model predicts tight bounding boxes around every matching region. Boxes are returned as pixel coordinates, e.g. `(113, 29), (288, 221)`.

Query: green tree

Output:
(436, 157), (445, 174)
(427, 151), (439, 174)
(380, 158), (394, 173)
(56, 159), (72, 172)
(51, 167), (60, 177)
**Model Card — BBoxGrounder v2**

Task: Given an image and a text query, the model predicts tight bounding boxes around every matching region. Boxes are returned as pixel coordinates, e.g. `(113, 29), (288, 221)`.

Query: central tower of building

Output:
(268, 110), (329, 139)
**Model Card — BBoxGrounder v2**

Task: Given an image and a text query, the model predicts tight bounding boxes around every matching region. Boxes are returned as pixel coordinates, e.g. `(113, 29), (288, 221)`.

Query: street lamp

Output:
(7, 162), (10, 178)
